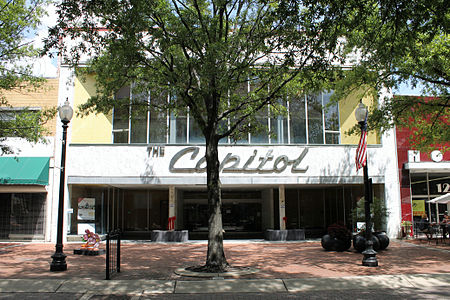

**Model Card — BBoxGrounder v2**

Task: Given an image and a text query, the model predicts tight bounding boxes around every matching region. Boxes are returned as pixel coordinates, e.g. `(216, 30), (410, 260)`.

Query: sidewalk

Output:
(0, 239), (449, 299)
(0, 273), (448, 296)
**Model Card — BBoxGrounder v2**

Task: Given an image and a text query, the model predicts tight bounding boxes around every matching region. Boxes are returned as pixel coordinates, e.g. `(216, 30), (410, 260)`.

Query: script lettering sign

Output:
(169, 147), (309, 173)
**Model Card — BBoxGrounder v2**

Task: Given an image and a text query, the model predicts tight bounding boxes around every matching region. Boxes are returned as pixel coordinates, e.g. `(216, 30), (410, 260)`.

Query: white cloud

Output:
(31, 56), (58, 78)
(34, 3), (58, 48)
(23, 2), (59, 78)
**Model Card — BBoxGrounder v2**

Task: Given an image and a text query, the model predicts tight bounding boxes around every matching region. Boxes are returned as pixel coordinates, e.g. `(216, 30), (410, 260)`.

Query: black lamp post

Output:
(50, 99), (73, 272)
(355, 102), (378, 267)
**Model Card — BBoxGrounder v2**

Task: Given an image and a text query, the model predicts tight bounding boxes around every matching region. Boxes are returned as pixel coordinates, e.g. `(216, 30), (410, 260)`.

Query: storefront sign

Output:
(169, 146), (309, 173)
(430, 150), (443, 162)
(436, 183), (450, 193)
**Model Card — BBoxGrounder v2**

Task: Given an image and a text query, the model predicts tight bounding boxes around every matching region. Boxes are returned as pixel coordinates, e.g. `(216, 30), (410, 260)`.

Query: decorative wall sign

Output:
(77, 197), (95, 220)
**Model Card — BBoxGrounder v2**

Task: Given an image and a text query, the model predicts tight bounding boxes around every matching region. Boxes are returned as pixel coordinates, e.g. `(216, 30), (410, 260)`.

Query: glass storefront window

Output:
(307, 94), (324, 144)
(130, 109), (148, 143)
(149, 91), (167, 143)
(323, 92), (340, 144)
(270, 108), (288, 144)
(428, 173), (450, 196)
(410, 172), (450, 223)
(113, 85), (341, 145)
(130, 89), (149, 143)
(189, 115), (205, 144)
(410, 173), (428, 196)
(0, 193), (46, 239)
(285, 185), (383, 238)
(289, 95), (307, 144)
(112, 86), (131, 143)
(251, 106), (269, 144)
(70, 186), (169, 236)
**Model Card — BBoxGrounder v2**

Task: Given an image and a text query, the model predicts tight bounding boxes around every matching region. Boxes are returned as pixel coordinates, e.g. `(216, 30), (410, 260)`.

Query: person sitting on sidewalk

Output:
(418, 214), (433, 239)
(442, 212), (449, 238)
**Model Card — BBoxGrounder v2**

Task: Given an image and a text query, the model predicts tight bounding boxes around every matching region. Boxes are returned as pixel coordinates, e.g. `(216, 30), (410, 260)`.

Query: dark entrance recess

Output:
(184, 190), (263, 240)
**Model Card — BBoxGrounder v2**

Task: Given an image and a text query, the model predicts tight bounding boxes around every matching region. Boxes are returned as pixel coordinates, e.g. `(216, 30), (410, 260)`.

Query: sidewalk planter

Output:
(353, 234), (381, 252)
(321, 234), (352, 251)
(151, 230), (189, 242)
(374, 231), (390, 250)
(321, 223), (352, 252)
(401, 221), (412, 239)
(265, 229), (305, 241)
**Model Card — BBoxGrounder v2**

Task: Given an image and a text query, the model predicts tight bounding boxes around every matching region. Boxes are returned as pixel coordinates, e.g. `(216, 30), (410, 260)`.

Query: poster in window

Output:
(77, 223), (96, 235)
(77, 198), (95, 220)
(412, 200), (425, 216)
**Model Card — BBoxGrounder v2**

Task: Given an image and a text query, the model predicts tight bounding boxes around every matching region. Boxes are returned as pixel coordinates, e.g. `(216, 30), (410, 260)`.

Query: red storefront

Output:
(396, 127), (450, 236)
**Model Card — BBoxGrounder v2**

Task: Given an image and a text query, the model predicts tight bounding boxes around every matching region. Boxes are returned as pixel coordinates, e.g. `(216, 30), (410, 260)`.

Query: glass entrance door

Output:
(123, 190), (148, 232)
(108, 189), (169, 239)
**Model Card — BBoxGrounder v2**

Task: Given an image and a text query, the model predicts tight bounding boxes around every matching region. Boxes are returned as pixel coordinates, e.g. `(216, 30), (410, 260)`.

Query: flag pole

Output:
(355, 101), (378, 267)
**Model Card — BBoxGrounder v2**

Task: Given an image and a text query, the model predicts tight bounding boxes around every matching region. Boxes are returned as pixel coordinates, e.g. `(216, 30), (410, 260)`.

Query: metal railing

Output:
(105, 229), (121, 280)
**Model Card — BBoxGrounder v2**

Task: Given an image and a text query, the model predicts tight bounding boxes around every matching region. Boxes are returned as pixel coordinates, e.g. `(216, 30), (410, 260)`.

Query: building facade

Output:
(57, 68), (402, 241)
(396, 126), (450, 235)
(0, 79), (59, 241)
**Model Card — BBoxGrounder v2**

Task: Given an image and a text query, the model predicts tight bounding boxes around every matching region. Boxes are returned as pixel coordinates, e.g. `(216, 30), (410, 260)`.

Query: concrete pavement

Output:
(0, 273), (448, 299)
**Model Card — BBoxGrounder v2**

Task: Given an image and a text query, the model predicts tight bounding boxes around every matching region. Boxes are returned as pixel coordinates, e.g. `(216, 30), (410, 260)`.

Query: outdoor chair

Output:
(417, 224), (435, 242)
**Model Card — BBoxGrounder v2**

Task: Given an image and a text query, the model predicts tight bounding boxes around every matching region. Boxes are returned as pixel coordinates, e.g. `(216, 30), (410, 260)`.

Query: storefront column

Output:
(169, 186), (176, 229)
(279, 185), (286, 230)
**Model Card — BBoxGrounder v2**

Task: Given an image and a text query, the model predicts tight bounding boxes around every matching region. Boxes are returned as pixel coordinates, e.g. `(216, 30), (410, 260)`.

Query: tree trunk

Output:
(205, 136), (228, 271)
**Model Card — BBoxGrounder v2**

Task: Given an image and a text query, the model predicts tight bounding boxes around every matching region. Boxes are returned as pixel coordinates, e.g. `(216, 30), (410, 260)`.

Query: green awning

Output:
(0, 157), (50, 185)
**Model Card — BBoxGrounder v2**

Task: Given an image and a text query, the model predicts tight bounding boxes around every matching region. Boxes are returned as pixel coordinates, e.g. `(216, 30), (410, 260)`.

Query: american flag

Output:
(355, 124), (367, 171)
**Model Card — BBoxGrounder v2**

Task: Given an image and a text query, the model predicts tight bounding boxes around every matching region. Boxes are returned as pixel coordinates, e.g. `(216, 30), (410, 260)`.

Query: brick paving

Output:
(0, 239), (449, 281)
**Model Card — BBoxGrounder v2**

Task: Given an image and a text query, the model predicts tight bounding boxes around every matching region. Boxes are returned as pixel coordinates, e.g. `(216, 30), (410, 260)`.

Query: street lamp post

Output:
(50, 99), (73, 272)
(355, 102), (378, 267)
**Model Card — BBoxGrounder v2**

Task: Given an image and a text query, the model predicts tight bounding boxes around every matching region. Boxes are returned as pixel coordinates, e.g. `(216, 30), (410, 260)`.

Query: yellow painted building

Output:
(71, 76), (379, 146)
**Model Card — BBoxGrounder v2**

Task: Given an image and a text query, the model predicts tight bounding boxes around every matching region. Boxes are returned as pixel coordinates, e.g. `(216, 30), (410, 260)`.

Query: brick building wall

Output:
(1, 78), (59, 135)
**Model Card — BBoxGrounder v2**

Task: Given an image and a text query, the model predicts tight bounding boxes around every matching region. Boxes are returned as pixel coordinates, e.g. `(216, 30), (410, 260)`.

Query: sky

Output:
(26, 3), (58, 78)
(28, 3), (423, 96)
(395, 82), (423, 96)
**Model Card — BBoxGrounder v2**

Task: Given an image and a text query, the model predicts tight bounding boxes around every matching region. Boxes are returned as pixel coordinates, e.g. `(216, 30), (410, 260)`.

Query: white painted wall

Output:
(67, 145), (392, 184)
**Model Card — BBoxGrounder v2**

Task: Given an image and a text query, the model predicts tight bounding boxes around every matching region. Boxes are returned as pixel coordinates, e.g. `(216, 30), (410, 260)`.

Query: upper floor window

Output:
(112, 86), (168, 144)
(0, 107), (41, 137)
(112, 86), (340, 145)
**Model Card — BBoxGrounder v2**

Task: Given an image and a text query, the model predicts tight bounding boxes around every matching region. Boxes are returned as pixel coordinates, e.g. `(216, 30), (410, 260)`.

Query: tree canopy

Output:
(0, 0), (55, 154)
(46, 0), (359, 270)
(337, 0), (449, 151)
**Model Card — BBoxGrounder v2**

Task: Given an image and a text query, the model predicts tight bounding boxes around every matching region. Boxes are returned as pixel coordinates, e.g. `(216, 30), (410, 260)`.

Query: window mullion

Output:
(147, 92), (150, 144)
(322, 93), (326, 144)
(187, 107), (190, 144)
(304, 95), (309, 144)
(128, 84), (132, 144)
(287, 98), (291, 144)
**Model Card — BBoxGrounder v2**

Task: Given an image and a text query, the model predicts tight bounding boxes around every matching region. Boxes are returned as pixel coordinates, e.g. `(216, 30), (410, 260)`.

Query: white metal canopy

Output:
(428, 193), (450, 204)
